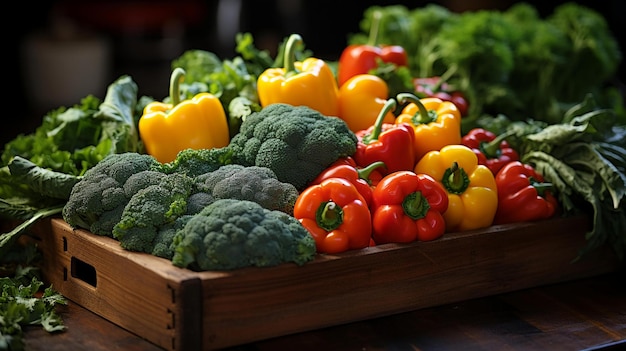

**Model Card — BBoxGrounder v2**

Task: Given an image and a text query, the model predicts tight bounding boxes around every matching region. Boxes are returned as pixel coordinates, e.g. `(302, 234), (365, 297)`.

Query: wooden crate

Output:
(28, 215), (620, 350)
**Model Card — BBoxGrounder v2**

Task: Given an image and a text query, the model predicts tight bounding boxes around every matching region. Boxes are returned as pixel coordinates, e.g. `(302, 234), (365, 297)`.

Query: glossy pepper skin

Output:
(461, 128), (519, 176)
(414, 144), (498, 232)
(337, 11), (408, 87)
(257, 34), (339, 117)
(294, 177), (372, 254)
(395, 93), (462, 163)
(139, 68), (230, 163)
(414, 76), (469, 117)
(337, 74), (396, 133)
(494, 161), (558, 225)
(330, 156), (384, 187)
(310, 158), (385, 207)
(354, 99), (416, 176)
(371, 171), (448, 244)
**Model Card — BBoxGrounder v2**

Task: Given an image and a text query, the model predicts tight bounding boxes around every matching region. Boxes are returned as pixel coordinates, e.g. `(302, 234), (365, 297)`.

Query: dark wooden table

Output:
(24, 270), (626, 351)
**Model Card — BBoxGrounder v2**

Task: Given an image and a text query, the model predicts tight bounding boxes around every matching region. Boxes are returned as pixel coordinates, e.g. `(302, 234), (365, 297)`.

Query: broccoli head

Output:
(171, 198), (317, 271)
(62, 152), (163, 236)
(151, 215), (195, 259)
(228, 103), (358, 190)
(112, 172), (194, 254)
(193, 164), (299, 214)
(161, 147), (234, 178)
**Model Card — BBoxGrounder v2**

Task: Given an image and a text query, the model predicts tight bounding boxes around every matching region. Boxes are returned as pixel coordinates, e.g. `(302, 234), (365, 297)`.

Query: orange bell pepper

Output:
(139, 68), (230, 163)
(395, 93), (462, 163)
(257, 34), (339, 117)
(294, 177), (372, 254)
(337, 74), (396, 133)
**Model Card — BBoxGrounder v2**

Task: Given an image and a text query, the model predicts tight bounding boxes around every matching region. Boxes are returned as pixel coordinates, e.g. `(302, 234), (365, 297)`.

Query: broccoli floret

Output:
(112, 173), (194, 254)
(171, 198), (317, 271)
(62, 153), (163, 236)
(161, 147), (234, 178)
(185, 192), (215, 215)
(193, 164), (299, 214)
(152, 215), (195, 259)
(123, 170), (165, 195)
(228, 103), (358, 190)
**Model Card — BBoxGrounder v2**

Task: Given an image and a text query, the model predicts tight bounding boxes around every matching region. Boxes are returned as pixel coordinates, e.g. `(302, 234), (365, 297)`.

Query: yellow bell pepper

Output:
(139, 68), (230, 163)
(395, 93), (462, 163)
(257, 34), (339, 117)
(414, 144), (498, 232)
(337, 74), (396, 133)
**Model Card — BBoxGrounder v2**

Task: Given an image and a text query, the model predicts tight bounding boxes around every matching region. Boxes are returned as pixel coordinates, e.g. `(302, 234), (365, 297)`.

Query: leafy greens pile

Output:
(0, 75), (152, 346)
(349, 2), (623, 127)
(1, 247), (67, 351)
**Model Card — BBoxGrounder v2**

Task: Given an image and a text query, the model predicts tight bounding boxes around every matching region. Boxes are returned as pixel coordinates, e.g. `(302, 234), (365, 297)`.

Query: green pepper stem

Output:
(529, 177), (553, 197)
(402, 191), (430, 220)
(316, 201), (344, 232)
(396, 92), (434, 124)
(169, 67), (186, 106)
(284, 34), (303, 77)
(357, 161), (386, 184)
(367, 10), (382, 47)
(480, 130), (515, 158)
(442, 162), (470, 195)
(367, 98), (397, 142)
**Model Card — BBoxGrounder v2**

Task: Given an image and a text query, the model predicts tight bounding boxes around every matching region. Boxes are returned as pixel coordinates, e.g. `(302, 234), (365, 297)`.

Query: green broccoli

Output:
(193, 164), (299, 214)
(228, 103), (358, 190)
(171, 198), (317, 271)
(185, 192), (215, 215)
(161, 147), (234, 178)
(112, 172), (194, 255)
(62, 152), (163, 236)
(151, 215), (195, 259)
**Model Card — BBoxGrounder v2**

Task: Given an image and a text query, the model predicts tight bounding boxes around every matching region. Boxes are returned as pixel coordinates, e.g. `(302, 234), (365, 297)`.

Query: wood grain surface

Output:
(23, 271), (626, 351)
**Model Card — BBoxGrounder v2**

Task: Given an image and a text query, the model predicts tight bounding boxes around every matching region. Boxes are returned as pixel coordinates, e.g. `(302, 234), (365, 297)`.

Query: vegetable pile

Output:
(1, 1), (625, 345)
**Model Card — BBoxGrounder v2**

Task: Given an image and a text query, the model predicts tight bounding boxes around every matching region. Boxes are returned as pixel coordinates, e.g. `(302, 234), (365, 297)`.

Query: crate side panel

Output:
(40, 219), (204, 351)
(198, 216), (619, 349)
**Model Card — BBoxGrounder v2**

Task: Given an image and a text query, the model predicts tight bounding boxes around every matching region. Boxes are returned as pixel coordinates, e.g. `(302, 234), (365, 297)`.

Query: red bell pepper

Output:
(494, 161), (559, 225)
(337, 10), (408, 87)
(294, 177), (372, 254)
(354, 99), (416, 176)
(414, 76), (469, 117)
(461, 128), (519, 176)
(328, 156), (385, 186)
(370, 171), (448, 244)
(310, 158), (385, 206)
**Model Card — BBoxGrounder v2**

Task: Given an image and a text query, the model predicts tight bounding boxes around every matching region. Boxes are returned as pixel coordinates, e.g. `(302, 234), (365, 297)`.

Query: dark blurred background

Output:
(5, 0), (625, 147)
